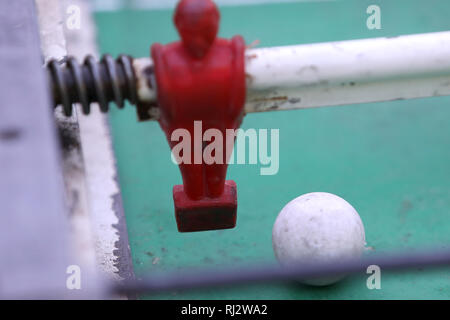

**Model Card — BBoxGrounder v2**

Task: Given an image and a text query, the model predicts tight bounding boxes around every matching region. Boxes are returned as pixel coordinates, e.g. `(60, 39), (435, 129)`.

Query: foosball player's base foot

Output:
(173, 180), (237, 232)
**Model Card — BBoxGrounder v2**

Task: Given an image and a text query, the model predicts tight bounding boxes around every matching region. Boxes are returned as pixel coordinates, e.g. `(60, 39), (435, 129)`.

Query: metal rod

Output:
(50, 31), (450, 119)
(133, 31), (450, 119)
(114, 248), (450, 295)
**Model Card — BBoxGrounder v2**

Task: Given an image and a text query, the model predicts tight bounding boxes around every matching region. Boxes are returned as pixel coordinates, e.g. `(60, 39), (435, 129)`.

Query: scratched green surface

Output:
(95, 0), (450, 299)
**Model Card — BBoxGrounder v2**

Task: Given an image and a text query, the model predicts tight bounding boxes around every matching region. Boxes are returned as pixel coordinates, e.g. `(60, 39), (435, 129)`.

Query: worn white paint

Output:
(77, 108), (123, 282)
(35, 0), (104, 296)
(36, 0), (98, 271)
(35, 0), (67, 62)
(62, 0), (125, 282)
(245, 31), (450, 113)
(134, 31), (450, 118)
(133, 58), (157, 102)
(36, 0), (127, 286)
(272, 192), (366, 286)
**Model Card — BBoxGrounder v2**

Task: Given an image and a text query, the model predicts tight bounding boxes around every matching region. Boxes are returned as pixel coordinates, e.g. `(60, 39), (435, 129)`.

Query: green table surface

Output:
(95, 0), (450, 299)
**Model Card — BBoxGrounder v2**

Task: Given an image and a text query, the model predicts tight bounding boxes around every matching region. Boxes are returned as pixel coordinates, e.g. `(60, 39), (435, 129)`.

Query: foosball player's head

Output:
(174, 0), (220, 59)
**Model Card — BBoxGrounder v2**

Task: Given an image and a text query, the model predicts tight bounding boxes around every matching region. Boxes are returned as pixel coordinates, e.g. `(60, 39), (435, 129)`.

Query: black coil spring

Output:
(47, 54), (138, 117)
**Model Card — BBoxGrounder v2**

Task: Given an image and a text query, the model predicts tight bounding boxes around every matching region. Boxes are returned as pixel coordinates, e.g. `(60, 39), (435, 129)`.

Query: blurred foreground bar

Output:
(0, 0), (71, 298)
(116, 247), (450, 295)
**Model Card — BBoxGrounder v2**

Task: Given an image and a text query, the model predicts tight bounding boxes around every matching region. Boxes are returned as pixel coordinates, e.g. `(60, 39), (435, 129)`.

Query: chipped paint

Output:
(36, 0), (100, 282)
(250, 96), (289, 102)
(133, 57), (157, 102)
(62, 0), (135, 287)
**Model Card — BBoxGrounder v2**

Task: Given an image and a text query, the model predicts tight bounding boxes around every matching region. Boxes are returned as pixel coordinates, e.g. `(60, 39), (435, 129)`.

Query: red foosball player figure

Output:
(151, 0), (246, 232)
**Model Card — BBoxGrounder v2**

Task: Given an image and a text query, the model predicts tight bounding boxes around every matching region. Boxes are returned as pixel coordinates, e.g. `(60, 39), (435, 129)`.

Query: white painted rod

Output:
(133, 31), (450, 116)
